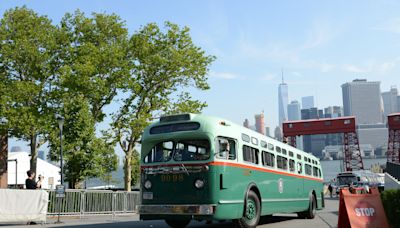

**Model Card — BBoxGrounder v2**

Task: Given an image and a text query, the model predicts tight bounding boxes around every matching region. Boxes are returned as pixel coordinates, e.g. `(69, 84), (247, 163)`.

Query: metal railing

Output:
(47, 190), (141, 217)
(386, 162), (400, 181)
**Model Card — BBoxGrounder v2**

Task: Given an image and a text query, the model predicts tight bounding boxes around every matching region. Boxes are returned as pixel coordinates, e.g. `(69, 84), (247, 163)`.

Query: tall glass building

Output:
(278, 81), (288, 127)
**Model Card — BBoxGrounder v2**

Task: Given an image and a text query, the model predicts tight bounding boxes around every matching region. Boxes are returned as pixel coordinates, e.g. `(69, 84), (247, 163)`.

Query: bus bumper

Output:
(138, 204), (216, 215)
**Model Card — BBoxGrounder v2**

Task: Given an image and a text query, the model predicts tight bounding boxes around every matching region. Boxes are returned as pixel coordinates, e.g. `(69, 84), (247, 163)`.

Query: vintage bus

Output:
(139, 114), (324, 228)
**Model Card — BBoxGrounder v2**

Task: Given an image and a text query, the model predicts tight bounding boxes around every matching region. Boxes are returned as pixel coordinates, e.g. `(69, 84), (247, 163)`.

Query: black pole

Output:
(60, 127), (63, 186)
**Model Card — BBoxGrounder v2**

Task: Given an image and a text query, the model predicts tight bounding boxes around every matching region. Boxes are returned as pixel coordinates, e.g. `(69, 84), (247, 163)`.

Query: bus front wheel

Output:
(165, 219), (190, 228)
(298, 195), (316, 219)
(236, 190), (261, 228)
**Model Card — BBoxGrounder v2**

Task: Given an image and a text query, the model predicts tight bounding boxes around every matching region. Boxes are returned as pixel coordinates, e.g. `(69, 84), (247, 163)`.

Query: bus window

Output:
(261, 140), (267, 148)
(289, 151), (294, 157)
(217, 138), (236, 160)
(173, 140), (210, 161)
(242, 134), (250, 142)
(304, 156), (308, 162)
(297, 154), (301, 160)
(251, 137), (258, 145)
(243, 145), (259, 164)
(289, 159), (295, 172)
(305, 164), (312, 175)
(313, 166), (318, 177)
(276, 146), (281, 153)
(262, 151), (275, 167)
(282, 149), (287, 155)
(297, 162), (302, 174)
(144, 141), (174, 163)
(268, 143), (274, 151)
(277, 155), (287, 170)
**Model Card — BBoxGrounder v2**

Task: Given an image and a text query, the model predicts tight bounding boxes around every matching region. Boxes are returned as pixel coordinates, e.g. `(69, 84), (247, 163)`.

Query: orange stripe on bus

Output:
(208, 161), (323, 182)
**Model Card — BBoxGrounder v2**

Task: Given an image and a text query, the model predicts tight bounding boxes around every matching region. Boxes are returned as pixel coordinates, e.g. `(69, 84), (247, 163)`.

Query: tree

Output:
(57, 10), (130, 122)
(0, 7), (58, 174)
(47, 95), (118, 188)
(45, 11), (129, 188)
(110, 22), (215, 191)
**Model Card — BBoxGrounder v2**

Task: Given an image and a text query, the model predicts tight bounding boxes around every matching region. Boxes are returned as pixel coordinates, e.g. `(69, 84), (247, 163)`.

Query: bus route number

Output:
(161, 174), (184, 182)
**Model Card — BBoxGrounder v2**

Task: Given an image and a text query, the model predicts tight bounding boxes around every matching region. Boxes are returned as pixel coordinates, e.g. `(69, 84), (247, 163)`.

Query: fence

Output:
(386, 162), (400, 181)
(47, 189), (141, 217)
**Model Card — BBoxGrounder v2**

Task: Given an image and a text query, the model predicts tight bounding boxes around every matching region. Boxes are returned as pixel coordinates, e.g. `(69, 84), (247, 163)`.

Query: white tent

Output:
(7, 151), (61, 189)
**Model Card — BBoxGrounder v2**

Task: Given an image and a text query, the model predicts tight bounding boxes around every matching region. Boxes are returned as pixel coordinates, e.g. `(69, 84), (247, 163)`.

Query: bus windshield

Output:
(337, 175), (357, 186)
(144, 140), (210, 163)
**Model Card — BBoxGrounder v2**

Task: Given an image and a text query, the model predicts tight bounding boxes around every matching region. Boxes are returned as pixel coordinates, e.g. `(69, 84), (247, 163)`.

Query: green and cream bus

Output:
(139, 114), (324, 228)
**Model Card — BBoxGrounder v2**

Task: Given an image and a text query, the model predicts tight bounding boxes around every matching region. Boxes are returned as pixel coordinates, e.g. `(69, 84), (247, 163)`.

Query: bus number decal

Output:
(278, 178), (284, 193)
(160, 174), (184, 182)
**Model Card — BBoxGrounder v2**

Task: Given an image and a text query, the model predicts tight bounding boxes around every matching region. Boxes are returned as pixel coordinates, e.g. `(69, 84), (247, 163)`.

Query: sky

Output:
(2, 0), (400, 156)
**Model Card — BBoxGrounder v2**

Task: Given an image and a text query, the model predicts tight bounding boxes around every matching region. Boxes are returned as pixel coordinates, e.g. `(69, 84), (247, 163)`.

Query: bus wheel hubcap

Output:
(246, 200), (256, 220)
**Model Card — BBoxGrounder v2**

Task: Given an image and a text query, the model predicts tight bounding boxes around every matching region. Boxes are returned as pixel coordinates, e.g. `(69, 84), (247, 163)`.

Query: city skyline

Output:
(3, 1), (400, 157)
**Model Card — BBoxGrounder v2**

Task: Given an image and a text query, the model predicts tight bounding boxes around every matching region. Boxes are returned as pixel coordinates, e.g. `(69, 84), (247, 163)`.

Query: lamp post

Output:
(56, 116), (64, 185)
(55, 115), (64, 224)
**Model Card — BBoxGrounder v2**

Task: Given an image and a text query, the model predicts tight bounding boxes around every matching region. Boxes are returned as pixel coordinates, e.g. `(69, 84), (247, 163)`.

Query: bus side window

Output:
(297, 162), (302, 174)
(243, 145), (258, 164)
(217, 138), (236, 160)
(289, 159), (295, 172)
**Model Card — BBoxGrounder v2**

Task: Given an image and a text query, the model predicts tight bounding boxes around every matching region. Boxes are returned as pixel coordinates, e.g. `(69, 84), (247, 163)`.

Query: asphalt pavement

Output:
(0, 197), (340, 228)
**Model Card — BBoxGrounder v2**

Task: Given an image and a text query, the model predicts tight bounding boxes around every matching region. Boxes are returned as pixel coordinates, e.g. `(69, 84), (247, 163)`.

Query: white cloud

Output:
(343, 64), (367, 73)
(259, 73), (276, 81)
(209, 71), (240, 80)
(300, 21), (336, 50)
(373, 18), (400, 34)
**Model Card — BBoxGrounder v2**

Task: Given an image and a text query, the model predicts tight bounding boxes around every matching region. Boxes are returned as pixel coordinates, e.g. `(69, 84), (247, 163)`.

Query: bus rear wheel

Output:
(165, 219), (190, 228)
(298, 195), (316, 219)
(236, 190), (261, 228)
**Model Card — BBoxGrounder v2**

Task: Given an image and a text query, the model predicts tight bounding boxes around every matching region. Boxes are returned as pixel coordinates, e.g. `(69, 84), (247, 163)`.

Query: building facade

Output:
(278, 82), (288, 127)
(382, 86), (399, 119)
(288, 100), (301, 121)
(342, 79), (383, 124)
(302, 96), (314, 109)
(255, 113), (265, 135)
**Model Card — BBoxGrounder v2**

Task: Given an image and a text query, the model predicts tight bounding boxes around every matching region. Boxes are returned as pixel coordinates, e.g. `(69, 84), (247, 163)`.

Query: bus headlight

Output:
(144, 180), (152, 189)
(194, 179), (205, 189)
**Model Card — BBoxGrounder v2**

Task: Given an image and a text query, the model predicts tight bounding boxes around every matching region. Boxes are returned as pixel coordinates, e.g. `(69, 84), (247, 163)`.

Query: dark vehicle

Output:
(336, 170), (384, 194)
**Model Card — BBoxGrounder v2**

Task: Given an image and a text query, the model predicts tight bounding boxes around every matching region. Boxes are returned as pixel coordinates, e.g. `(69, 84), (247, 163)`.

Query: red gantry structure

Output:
(387, 113), (400, 164)
(283, 116), (364, 171)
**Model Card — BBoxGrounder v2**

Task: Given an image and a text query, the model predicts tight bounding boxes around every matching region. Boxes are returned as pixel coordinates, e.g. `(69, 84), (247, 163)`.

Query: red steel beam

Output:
(282, 116), (356, 137)
(388, 113), (400, 131)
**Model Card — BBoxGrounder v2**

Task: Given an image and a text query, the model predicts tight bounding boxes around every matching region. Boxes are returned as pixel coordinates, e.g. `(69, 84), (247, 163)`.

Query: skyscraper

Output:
(265, 127), (270, 137)
(243, 119), (250, 128)
(255, 113), (265, 135)
(278, 75), (288, 127)
(324, 106), (343, 118)
(302, 96), (314, 109)
(287, 100), (301, 121)
(342, 79), (383, 124)
(382, 86), (399, 118)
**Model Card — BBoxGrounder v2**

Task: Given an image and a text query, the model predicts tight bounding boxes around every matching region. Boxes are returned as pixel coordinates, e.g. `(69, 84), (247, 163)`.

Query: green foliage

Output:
(0, 6), (58, 173)
(47, 95), (118, 188)
(381, 189), (400, 227)
(110, 22), (214, 190)
(58, 10), (129, 122)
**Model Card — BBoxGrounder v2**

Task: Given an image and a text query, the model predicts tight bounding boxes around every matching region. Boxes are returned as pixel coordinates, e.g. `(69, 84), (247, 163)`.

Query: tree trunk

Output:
(30, 133), (38, 174)
(124, 149), (132, 191)
(0, 131), (8, 188)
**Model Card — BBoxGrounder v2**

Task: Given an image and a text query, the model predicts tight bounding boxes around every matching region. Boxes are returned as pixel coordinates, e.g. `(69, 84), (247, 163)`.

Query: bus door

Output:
(216, 137), (237, 190)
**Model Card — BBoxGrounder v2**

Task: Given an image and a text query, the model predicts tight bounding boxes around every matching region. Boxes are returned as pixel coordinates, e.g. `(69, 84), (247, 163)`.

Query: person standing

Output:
(328, 183), (333, 198)
(25, 170), (43, 189)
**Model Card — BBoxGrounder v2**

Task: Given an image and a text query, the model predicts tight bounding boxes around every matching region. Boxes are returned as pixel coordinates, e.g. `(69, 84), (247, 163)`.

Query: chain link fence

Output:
(47, 189), (140, 218)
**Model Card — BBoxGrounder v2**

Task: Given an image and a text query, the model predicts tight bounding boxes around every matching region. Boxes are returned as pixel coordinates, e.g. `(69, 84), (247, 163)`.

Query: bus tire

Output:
(298, 194), (316, 219)
(165, 219), (190, 228)
(235, 190), (261, 228)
